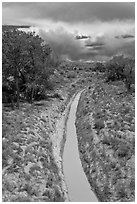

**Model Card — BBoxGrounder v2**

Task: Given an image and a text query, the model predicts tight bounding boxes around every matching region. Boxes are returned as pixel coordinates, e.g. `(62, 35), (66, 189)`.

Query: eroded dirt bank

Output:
(75, 79), (135, 202)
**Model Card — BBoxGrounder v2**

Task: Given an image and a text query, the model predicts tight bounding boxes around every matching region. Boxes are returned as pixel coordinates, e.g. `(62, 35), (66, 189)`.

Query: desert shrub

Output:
(102, 136), (111, 146)
(54, 186), (64, 202)
(82, 107), (89, 116)
(110, 161), (117, 169)
(123, 58), (135, 91)
(93, 62), (106, 72)
(102, 136), (123, 151)
(117, 144), (130, 158)
(10, 195), (31, 202)
(59, 70), (64, 75)
(129, 179), (135, 191)
(71, 83), (76, 88)
(106, 56), (125, 82)
(94, 119), (105, 130)
(52, 93), (63, 100)
(116, 184), (127, 200)
(105, 55), (135, 92)
(67, 72), (76, 78)
(102, 184), (112, 200)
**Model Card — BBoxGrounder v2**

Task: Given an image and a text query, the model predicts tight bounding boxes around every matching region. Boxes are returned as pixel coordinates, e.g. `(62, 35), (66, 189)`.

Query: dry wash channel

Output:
(63, 91), (98, 202)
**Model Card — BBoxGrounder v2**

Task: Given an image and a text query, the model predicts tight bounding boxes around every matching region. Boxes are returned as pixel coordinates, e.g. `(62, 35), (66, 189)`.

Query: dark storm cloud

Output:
(31, 26), (134, 61)
(36, 27), (107, 61)
(2, 2), (135, 61)
(38, 28), (86, 61)
(3, 2), (134, 24)
(76, 35), (89, 40)
(115, 34), (135, 39)
(85, 42), (105, 47)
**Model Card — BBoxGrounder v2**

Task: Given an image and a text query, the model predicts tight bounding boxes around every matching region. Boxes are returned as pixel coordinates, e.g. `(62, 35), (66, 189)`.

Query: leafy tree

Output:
(123, 57), (135, 91)
(106, 55), (125, 82)
(105, 55), (135, 92)
(2, 29), (54, 106)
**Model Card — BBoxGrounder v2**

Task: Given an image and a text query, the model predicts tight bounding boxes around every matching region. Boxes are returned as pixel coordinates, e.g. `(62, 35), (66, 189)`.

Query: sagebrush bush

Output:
(105, 55), (135, 92)
(67, 72), (76, 78)
(93, 62), (106, 72)
(117, 144), (130, 158)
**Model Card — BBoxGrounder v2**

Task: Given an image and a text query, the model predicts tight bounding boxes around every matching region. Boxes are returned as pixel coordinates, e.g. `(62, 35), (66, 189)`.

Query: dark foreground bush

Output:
(2, 29), (56, 107)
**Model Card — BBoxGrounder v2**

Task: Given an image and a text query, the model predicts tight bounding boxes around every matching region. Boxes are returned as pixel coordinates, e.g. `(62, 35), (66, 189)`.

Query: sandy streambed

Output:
(62, 90), (98, 202)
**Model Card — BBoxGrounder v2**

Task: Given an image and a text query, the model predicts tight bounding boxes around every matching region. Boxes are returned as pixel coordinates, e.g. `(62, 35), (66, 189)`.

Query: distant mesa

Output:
(115, 34), (134, 39)
(2, 25), (31, 32)
(76, 35), (90, 40)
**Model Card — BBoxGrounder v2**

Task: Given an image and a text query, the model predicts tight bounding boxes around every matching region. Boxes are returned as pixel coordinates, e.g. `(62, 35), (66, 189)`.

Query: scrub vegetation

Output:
(2, 26), (135, 202)
(76, 65), (135, 201)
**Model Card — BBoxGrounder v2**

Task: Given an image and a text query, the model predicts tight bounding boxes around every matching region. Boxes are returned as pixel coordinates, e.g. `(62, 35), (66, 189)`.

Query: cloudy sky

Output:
(2, 2), (135, 61)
